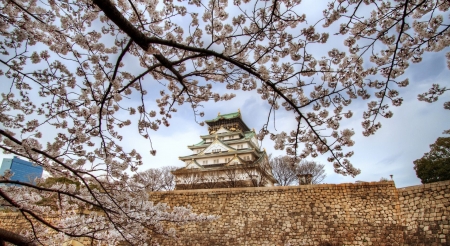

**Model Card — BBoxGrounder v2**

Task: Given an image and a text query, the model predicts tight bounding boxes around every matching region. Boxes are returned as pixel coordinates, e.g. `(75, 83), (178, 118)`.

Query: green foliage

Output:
(39, 177), (81, 190)
(35, 177), (83, 209)
(414, 137), (450, 184)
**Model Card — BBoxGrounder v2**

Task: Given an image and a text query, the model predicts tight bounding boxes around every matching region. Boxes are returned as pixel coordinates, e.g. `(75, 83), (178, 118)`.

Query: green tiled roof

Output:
(200, 132), (243, 138)
(205, 111), (240, 122)
(192, 140), (205, 146)
(244, 131), (256, 139)
(179, 149), (260, 159)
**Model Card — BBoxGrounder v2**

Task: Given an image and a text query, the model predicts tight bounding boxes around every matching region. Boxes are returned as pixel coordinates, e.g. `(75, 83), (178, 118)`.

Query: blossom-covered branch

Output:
(0, 0), (448, 243)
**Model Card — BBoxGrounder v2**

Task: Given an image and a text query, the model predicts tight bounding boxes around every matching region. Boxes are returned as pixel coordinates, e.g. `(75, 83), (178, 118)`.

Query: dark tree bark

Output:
(0, 228), (36, 246)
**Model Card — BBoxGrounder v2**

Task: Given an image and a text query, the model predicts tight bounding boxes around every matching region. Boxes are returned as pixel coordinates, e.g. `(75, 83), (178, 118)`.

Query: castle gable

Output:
(225, 155), (247, 166)
(200, 139), (234, 155)
(216, 127), (230, 134)
(186, 160), (203, 169)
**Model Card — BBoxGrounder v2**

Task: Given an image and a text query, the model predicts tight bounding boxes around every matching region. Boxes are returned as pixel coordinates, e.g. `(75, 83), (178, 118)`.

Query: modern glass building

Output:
(0, 156), (43, 185)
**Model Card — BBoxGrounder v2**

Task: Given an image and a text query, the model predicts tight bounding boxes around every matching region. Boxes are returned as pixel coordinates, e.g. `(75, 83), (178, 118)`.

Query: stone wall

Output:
(152, 181), (404, 245)
(1, 180), (449, 245)
(0, 213), (92, 245)
(398, 180), (450, 245)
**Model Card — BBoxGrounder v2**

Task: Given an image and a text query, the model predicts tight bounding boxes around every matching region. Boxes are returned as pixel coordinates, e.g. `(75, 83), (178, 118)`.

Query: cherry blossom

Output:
(0, 0), (449, 244)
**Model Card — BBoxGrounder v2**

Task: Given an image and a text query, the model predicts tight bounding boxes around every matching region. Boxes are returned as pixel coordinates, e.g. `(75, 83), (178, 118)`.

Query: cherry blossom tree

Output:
(269, 155), (299, 186)
(296, 160), (327, 184)
(198, 171), (223, 189)
(223, 167), (244, 188)
(270, 156), (326, 185)
(0, 0), (449, 244)
(132, 166), (177, 191)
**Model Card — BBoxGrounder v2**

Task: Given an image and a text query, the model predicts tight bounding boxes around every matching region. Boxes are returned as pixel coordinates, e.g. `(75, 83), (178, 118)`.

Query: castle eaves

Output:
(204, 111), (241, 123)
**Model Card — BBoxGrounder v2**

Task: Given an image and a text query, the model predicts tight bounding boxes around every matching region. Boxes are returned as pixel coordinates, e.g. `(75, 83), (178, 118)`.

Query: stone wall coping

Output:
(396, 179), (450, 191)
(0, 212), (57, 218)
(151, 181), (396, 194)
(0, 212), (21, 217)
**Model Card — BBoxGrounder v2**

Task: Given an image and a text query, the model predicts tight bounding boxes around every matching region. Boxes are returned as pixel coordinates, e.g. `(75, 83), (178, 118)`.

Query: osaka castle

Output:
(172, 110), (277, 190)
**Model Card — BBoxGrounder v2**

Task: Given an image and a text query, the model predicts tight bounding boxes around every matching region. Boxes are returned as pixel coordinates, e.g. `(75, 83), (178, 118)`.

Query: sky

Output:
(107, 48), (449, 188)
(122, 50), (449, 188)
(1, 0), (449, 188)
(117, 0), (450, 188)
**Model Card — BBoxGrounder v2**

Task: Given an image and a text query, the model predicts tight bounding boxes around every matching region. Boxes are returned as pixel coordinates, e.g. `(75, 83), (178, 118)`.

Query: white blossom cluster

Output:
(324, 0), (449, 135)
(0, 0), (449, 243)
(0, 182), (215, 245)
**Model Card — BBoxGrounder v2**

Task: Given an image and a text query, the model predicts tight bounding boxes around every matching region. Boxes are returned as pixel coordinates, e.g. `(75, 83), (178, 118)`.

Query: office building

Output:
(0, 156), (43, 184)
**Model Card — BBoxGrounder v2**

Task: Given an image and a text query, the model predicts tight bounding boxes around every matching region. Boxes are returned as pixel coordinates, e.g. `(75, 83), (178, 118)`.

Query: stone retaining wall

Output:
(152, 181), (403, 245)
(1, 180), (449, 245)
(398, 181), (450, 245)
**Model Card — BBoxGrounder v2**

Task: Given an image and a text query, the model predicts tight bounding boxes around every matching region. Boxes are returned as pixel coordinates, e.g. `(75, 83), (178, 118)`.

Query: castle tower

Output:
(172, 111), (277, 189)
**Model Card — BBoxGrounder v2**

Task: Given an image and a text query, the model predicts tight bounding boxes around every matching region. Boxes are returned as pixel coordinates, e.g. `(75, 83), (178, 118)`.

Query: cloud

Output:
(114, 46), (449, 188)
(1, 0), (449, 191)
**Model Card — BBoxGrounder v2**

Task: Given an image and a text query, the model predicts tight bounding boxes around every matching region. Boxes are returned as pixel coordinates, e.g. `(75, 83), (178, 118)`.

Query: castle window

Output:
(212, 149), (220, 153)
(202, 160), (208, 165)
(214, 159), (219, 164)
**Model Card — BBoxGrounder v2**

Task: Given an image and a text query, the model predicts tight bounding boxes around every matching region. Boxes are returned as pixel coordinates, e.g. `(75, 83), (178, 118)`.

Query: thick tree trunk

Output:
(0, 228), (36, 246)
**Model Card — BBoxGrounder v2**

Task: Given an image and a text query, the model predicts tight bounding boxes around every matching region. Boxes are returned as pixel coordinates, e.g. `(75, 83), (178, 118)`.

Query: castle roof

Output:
(205, 111), (241, 123)
(204, 111), (250, 132)
(179, 148), (260, 160)
(191, 140), (206, 146)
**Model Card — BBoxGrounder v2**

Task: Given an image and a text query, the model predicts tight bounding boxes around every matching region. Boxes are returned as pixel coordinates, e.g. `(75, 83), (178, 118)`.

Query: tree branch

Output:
(0, 228), (37, 246)
(92, 0), (352, 175)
